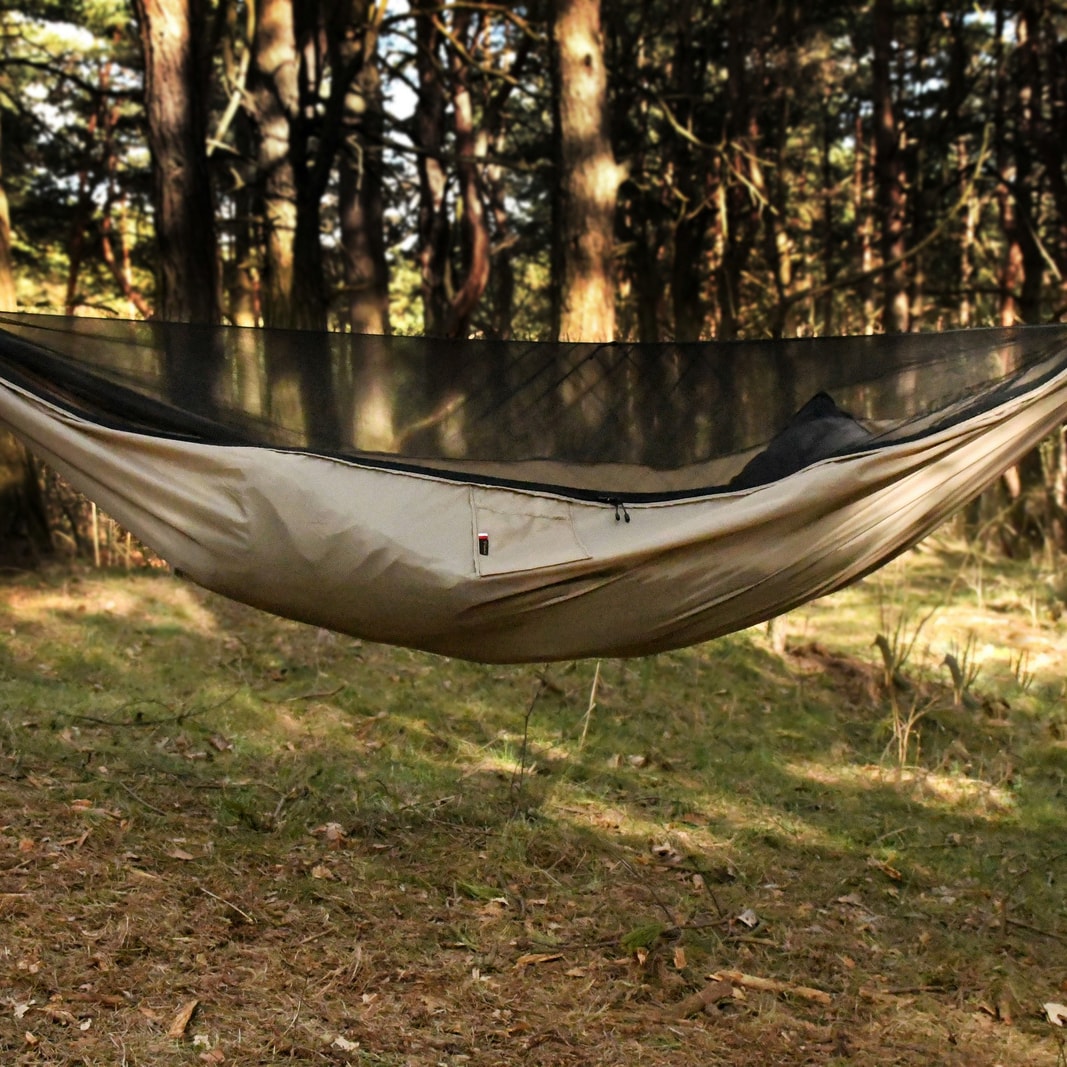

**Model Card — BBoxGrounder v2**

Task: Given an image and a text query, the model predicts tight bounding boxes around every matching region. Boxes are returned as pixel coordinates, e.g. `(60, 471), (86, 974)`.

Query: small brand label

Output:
(478, 532), (490, 556)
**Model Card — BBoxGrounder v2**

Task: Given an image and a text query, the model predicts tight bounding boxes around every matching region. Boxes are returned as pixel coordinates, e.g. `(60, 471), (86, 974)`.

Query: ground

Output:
(1, 535), (1066, 1065)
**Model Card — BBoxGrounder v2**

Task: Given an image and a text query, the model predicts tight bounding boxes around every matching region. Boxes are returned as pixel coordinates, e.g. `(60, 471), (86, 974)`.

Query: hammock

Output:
(1, 313), (1066, 663)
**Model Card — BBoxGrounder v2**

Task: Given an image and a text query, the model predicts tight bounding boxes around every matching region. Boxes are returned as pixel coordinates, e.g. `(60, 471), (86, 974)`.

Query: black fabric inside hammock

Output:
(1, 313), (1066, 500)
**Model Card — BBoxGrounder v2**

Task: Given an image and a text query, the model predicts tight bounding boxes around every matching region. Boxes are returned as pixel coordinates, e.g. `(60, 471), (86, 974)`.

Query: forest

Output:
(1, 0), (1065, 342)
(4, 7), (1067, 1064)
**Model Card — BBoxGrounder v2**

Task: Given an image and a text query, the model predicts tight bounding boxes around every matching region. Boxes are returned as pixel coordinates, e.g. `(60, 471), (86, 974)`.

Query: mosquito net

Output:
(2, 313), (1065, 499)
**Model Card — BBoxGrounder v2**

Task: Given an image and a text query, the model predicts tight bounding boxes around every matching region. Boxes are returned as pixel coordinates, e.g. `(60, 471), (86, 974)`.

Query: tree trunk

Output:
(0, 435), (51, 564)
(0, 116), (15, 312)
(1013, 2), (1044, 324)
(872, 0), (908, 333)
(485, 139), (515, 341)
(339, 8), (389, 336)
(669, 0), (710, 343)
(852, 111), (876, 334)
(412, 0), (451, 336)
(957, 137), (976, 328)
(551, 0), (620, 343)
(445, 9), (492, 338)
(133, 0), (218, 323)
(715, 4), (760, 340)
(0, 118), (49, 563)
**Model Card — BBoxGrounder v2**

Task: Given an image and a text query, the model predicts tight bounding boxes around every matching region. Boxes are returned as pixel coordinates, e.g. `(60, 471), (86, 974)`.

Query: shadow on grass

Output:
(1, 567), (1065, 1066)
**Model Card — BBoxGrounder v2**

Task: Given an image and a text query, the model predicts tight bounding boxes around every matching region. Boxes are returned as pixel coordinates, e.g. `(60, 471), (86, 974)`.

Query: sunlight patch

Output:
(5, 579), (219, 636)
(787, 758), (1016, 813)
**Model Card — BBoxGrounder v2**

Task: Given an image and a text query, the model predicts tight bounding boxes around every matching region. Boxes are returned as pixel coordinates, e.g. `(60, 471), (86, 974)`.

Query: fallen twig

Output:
(200, 885), (256, 924)
(113, 778), (168, 816)
(667, 979), (735, 1019)
(709, 969), (832, 1005)
(260, 682), (348, 704)
(1006, 917), (1067, 944)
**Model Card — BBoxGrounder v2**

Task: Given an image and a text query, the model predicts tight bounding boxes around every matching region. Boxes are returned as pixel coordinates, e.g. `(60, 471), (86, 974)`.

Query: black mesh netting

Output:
(2, 313), (1067, 499)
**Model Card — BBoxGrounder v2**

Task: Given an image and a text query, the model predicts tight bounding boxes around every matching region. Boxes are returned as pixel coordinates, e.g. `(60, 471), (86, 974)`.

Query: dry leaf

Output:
(128, 868), (162, 882)
(312, 823), (347, 848)
(332, 1035), (360, 1051)
(867, 856), (903, 880)
(310, 864), (334, 880)
(651, 843), (685, 865)
(673, 946), (688, 969)
(1045, 1002), (1067, 1026)
(167, 848), (196, 861)
(514, 952), (563, 970)
(42, 1004), (79, 1026)
(167, 998), (199, 1039)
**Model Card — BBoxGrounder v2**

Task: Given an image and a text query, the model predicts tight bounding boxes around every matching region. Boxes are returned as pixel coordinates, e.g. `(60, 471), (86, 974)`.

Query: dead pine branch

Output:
(710, 968), (833, 1006)
(509, 676), (545, 815)
(578, 659), (601, 749)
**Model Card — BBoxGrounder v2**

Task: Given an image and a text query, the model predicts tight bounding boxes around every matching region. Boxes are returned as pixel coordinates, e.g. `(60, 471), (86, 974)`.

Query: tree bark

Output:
(338, 4), (390, 336)
(133, 0), (219, 323)
(248, 0), (300, 328)
(0, 115), (15, 312)
(445, 9), (491, 338)
(412, 0), (451, 336)
(669, 0), (711, 342)
(0, 436), (51, 565)
(1013, 2), (1044, 324)
(551, 0), (620, 343)
(872, 0), (908, 333)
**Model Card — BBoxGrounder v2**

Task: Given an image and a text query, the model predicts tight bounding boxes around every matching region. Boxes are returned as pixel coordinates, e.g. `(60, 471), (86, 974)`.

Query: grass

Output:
(0, 534), (1066, 1065)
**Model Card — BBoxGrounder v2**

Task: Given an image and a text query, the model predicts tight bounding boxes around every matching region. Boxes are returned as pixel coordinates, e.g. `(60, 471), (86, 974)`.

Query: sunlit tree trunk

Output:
(715, 5), (757, 340)
(0, 118), (15, 312)
(249, 0), (300, 328)
(551, 0), (620, 343)
(337, 2), (393, 450)
(338, 3), (390, 336)
(133, 0), (218, 323)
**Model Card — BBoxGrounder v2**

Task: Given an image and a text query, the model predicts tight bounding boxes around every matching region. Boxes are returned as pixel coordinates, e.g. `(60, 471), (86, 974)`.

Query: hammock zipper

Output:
(611, 499), (631, 523)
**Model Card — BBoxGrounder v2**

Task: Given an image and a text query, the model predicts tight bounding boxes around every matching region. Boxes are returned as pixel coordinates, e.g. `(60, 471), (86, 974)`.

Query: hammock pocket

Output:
(1, 314), (1065, 662)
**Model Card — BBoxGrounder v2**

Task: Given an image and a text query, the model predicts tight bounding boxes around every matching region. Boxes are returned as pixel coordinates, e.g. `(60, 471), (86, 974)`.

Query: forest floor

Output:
(1, 535), (1066, 1066)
